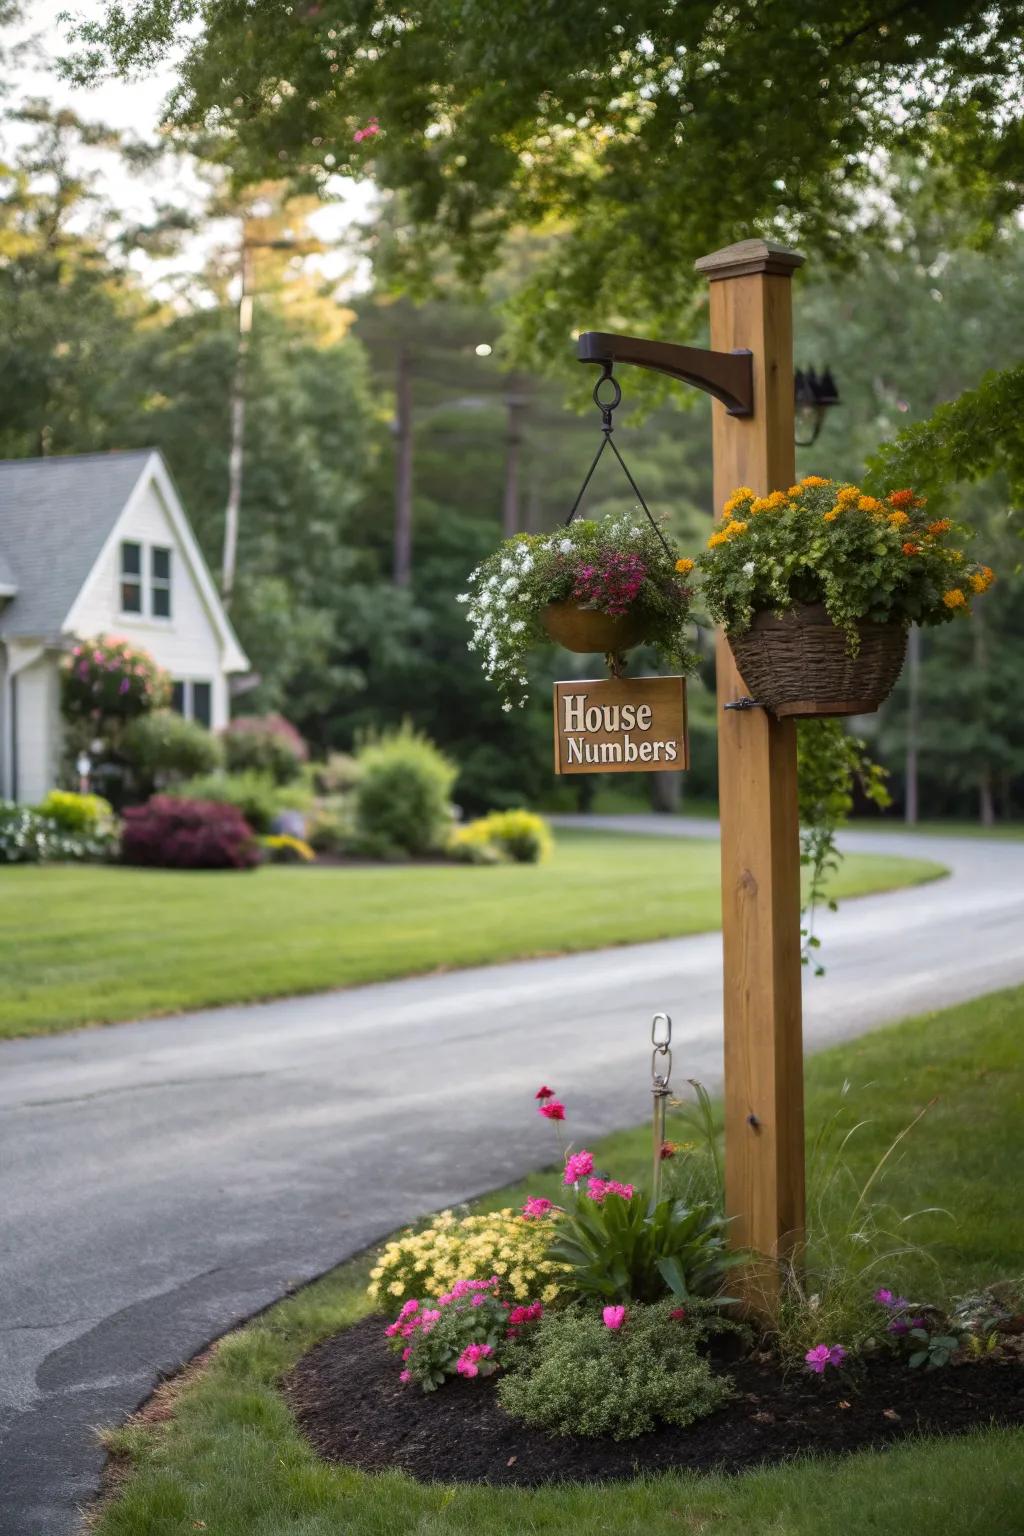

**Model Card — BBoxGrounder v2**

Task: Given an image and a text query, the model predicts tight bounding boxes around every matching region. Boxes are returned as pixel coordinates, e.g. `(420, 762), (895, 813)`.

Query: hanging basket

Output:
(729, 603), (907, 719)
(541, 602), (647, 656)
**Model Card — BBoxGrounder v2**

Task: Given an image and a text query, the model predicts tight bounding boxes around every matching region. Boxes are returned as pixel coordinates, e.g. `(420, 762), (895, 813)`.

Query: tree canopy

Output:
(66, 2), (1024, 354)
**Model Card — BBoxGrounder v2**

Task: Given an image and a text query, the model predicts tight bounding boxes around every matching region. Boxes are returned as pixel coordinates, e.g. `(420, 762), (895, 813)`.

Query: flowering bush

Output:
(449, 809), (552, 865)
(261, 832), (315, 863)
(698, 478), (994, 646)
(496, 1299), (733, 1440)
(368, 1208), (566, 1309)
(222, 713), (308, 784)
(874, 1289), (959, 1370)
(121, 796), (260, 870)
(458, 515), (698, 708)
(35, 789), (114, 835)
(61, 635), (170, 721)
(0, 803), (115, 864)
(384, 1277), (531, 1392)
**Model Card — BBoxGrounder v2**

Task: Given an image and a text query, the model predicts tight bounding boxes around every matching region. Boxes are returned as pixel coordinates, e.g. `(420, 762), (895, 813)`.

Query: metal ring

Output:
(593, 371), (621, 413)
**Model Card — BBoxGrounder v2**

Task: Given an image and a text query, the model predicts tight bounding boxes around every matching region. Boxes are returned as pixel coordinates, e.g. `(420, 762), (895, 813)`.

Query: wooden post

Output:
(694, 239), (806, 1296)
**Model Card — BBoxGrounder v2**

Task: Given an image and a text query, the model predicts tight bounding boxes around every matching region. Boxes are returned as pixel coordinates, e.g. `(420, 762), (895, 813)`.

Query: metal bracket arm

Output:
(577, 331), (754, 417)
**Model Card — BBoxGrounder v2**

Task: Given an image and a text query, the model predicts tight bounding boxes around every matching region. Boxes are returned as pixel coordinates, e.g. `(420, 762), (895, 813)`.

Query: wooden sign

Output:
(552, 676), (688, 775)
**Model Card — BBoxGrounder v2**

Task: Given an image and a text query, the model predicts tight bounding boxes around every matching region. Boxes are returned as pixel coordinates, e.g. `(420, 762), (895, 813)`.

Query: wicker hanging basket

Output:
(541, 602), (646, 656)
(729, 603), (907, 719)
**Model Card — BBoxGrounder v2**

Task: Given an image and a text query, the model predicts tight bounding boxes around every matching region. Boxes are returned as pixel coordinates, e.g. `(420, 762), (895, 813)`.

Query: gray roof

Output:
(0, 450), (154, 639)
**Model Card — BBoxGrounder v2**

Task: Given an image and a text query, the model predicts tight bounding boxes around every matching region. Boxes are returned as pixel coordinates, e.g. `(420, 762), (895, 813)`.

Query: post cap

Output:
(694, 238), (805, 281)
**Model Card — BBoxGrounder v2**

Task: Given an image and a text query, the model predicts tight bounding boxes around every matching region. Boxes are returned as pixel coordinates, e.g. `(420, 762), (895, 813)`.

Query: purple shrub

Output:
(121, 796), (260, 870)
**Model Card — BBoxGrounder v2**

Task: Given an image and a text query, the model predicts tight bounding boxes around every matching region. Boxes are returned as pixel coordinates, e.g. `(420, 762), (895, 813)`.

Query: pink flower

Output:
(603, 1306), (627, 1331)
(534, 1085), (555, 1101)
(670, 1307), (687, 1321)
(538, 1100), (565, 1121)
(522, 1196), (553, 1219)
(874, 1289), (909, 1309)
(353, 117), (380, 143)
(507, 1303), (543, 1328)
(586, 1177), (633, 1202)
(399, 1369), (412, 1383)
(805, 1343), (847, 1373)
(659, 1141), (677, 1160)
(563, 1150), (594, 1185)
(455, 1342), (494, 1378)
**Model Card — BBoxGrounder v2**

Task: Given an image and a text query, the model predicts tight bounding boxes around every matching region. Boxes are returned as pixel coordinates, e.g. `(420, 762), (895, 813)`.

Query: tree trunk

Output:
(904, 625), (921, 825)
(221, 245), (253, 608)
(393, 346), (414, 586)
(503, 384), (527, 537)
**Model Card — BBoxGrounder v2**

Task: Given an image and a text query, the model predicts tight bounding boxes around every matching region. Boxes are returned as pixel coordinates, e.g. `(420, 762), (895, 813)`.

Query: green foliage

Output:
(549, 1190), (736, 1306)
(386, 1281), (511, 1392)
(305, 799), (353, 855)
(449, 809), (552, 865)
(797, 720), (891, 972)
(35, 790), (113, 834)
(120, 710), (224, 793)
(460, 516), (696, 707)
(167, 772), (277, 833)
(311, 753), (360, 796)
(222, 714), (307, 785)
(698, 482), (993, 644)
(354, 724), (457, 857)
(497, 1300), (733, 1440)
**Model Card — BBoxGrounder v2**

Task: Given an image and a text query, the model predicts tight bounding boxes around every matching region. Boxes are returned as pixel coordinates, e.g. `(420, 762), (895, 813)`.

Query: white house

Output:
(0, 449), (249, 804)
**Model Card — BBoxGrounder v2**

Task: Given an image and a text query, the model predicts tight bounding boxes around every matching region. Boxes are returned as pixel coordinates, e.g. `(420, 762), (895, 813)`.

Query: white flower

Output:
(558, 538), (573, 553)
(510, 620), (525, 633)
(502, 701), (513, 712)
(456, 592), (469, 603)
(742, 560), (755, 577)
(479, 592), (492, 608)
(629, 525), (642, 538)
(520, 555), (533, 573)
(502, 576), (517, 592)
(501, 558), (514, 573)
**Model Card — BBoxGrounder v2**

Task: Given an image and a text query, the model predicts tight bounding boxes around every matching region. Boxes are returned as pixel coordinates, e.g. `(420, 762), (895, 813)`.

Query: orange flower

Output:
(836, 485), (861, 506)
(787, 484), (803, 496)
(888, 489), (916, 509)
(942, 588), (966, 609)
(801, 475), (830, 488)
(675, 557), (695, 575)
(823, 509), (842, 522)
(927, 519), (951, 536)
(969, 565), (995, 593)
(727, 520), (748, 536)
(858, 495), (884, 514)
(723, 487), (755, 515)
(888, 510), (910, 527)
(902, 541), (920, 556)
(708, 530), (728, 549)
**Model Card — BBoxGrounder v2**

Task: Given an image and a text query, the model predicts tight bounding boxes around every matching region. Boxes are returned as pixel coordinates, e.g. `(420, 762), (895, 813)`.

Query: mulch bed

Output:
(283, 1315), (1024, 1486)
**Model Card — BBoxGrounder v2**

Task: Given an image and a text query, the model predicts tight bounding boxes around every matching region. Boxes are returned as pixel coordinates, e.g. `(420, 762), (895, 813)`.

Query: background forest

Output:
(2, 42), (1022, 822)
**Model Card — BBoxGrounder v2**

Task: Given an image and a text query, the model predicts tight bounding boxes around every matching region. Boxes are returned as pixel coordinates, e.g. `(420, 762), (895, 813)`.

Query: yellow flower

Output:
(388, 1280), (404, 1297)
(787, 484), (803, 496)
(928, 519), (952, 536)
(823, 509), (842, 522)
(801, 475), (830, 487)
(970, 566), (994, 593)
(888, 509), (910, 527)
(723, 486), (755, 514)
(766, 489), (789, 508)
(675, 557), (695, 574)
(748, 497), (769, 514)
(708, 530), (729, 548)
(858, 496), (884, 514)
(942, 588), (966, 609)
(836, 485), (860, 506)
(727, 520), (748, 536)
(542, 1283), (560, 1304)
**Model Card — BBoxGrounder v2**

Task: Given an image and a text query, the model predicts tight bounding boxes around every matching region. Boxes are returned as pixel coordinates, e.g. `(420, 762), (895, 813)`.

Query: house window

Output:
(120, 542), (142, 613)
(151, 546), (172, 618)
(171, 679), (213, 726)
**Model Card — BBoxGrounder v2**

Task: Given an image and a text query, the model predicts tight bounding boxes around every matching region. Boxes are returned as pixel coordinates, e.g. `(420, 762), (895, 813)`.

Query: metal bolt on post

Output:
(650, 1012), (672, 1208)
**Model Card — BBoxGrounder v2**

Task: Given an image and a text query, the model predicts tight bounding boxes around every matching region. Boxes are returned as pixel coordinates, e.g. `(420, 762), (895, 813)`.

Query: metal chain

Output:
(565, 362), (674, 559)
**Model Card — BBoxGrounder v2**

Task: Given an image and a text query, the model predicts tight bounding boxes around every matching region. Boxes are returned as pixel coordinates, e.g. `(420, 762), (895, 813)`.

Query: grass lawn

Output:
(0, 829), (943, 1041)
(95, 985), (1024, 1535)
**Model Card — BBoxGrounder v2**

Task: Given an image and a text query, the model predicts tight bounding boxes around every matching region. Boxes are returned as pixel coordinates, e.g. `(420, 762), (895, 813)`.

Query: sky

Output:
(5, 1), (375, 298)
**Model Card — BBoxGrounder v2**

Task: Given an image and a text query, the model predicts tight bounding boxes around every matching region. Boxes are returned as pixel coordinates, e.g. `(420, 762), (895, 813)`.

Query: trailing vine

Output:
(797, 720), (891, 974)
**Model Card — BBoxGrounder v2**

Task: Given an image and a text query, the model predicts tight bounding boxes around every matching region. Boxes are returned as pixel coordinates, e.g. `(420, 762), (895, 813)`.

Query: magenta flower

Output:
(603, 1305), (627, 1331)
(805, 1343), (847, 1373)
(455, 1342), (494, 1378)
(874, 1288), (910, 1308)
(534, 1085), (554, 1101)
(563, 1150), (594, 1185)
(522, 1196), (553, 1219)
(399, 1368), (412, 1383)
(538, 1100), (565, 1121)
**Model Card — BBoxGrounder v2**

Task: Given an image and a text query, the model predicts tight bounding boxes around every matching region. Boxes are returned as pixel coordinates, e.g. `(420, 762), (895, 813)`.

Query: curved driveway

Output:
(2, 821), (1023, 1533)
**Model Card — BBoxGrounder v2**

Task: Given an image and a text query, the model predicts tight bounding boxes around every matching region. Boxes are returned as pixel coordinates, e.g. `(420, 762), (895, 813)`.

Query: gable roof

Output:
(0, 450), (248, 671)
(0, 450), (154, 639)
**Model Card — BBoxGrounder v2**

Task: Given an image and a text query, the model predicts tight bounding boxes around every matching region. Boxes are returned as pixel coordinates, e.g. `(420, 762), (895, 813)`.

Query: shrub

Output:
(35, 789), (113, 834)
(121, 710), (224, 791)
(222, 713), (307, 784)
(312, 752), (360, 795)
(167, 771), (278, 833)
(121, 796), (259, 870)
(262, 833), (315, 864)
(306, 799), (352, 855)
(368, 1208), (566, 1309)
(61, 635), (170, 721)
(450, 809), (551, 864)
(497, 1300), (733, 1440)
(0, 803), (115, 864)
(354, 724), (457, 857)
